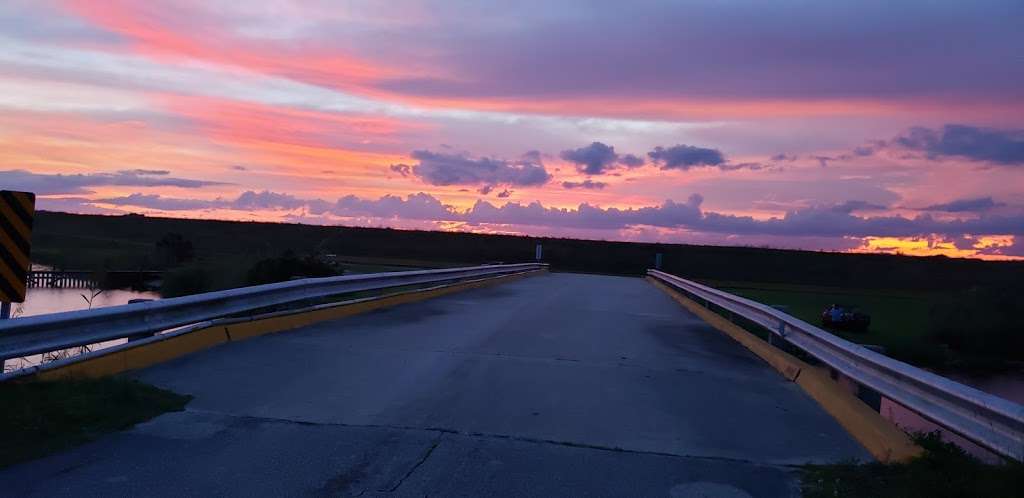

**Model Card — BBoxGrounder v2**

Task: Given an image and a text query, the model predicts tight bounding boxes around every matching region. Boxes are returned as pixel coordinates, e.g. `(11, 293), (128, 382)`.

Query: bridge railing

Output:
(0, 263), (546, 362)
(647, 269), (1024, 462)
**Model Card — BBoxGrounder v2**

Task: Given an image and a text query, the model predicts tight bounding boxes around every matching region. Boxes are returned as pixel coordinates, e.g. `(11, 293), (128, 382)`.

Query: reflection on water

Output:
(14, 287), (160, 317)
(880, 372), (1024, 463)
(2, 287), (160, 373)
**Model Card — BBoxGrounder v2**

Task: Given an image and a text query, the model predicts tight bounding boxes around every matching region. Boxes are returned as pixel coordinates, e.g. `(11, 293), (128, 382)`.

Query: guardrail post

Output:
(1, 302), (9, 372)
(535, 243), (543, 261)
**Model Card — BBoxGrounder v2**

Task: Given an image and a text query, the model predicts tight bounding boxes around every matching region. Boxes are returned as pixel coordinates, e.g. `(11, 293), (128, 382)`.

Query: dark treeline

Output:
(31, 211), (1024, 291)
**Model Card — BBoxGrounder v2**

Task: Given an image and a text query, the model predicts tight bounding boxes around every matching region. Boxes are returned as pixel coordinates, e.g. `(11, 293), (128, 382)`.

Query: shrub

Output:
(160, 264), (216, 297)
(244, 251), (339, 286)
(927, 284), (1024, 364)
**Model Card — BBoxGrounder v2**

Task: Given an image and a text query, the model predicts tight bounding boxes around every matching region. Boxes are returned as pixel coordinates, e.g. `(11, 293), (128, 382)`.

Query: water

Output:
(13, 287), (160, 317)
(2, 287), (160, 373)
(879, 372), (1024, 463)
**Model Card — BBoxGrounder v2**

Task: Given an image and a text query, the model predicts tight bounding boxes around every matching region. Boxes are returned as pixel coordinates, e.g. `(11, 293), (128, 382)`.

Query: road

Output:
(1, 273), (868, 497)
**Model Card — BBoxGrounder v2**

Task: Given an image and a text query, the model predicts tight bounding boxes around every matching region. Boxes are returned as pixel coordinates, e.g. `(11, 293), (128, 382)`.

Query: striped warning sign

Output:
(0, 190), (35, 303)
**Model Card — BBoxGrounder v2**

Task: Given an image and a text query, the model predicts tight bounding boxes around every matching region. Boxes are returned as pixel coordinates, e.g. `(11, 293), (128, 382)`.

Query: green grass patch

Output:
(0, 377), (191, 468)
(703, 279), (950, 368)
(801, 432), (1024, 498)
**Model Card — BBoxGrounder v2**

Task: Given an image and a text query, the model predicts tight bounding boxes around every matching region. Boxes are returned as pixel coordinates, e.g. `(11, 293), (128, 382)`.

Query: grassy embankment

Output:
(0, 378), (191, 468)
(802, 432), (1024, 498)
(705, 280), (946, 366)
(706, 279), (1023, 372)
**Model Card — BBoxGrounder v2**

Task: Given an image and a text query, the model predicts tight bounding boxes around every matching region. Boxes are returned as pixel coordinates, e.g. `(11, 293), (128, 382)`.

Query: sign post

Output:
(0, 190), (35, 313)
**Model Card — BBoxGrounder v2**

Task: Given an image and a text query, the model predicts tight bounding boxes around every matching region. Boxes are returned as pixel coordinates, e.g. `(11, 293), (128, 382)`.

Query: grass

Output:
(0, 377), (191, 468)
(704, 279), (950, 368)
(801, 432), (1024, 498)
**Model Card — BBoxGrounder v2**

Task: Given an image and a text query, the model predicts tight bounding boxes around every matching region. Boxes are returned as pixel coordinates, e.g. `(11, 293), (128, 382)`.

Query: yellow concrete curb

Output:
(647, 276), (922, 463)
(28, 269), (544, 382)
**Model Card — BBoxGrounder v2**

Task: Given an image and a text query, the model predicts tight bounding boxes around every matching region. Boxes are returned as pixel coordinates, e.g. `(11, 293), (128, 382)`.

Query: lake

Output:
(12, 287), (161, 318)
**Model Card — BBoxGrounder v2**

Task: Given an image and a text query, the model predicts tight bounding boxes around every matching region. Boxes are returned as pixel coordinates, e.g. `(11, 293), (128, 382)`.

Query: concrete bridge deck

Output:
(0, 273), (868, 497)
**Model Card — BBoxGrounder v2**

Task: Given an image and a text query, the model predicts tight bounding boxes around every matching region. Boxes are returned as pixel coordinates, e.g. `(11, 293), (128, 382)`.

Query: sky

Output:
(2, 0), (1023, 259)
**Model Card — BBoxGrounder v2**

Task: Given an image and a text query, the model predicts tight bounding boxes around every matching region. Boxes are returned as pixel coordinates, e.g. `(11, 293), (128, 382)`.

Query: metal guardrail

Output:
(0, 263), (545, 362)
(648, 269), (1024, 462)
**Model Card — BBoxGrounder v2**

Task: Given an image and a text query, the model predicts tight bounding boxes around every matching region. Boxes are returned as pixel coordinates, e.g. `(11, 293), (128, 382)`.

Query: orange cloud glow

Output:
(853, 235), (1021, 261)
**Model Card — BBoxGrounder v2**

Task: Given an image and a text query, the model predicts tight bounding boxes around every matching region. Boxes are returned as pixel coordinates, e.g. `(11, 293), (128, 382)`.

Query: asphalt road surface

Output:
(1, 273), (869, 497)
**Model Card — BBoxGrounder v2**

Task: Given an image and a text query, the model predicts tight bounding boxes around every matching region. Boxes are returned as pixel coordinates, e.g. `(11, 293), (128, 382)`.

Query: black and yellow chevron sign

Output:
(0, 190), (35, 303)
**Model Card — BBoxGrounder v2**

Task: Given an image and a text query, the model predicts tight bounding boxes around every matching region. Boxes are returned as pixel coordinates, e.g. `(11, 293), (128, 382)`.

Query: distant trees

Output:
(155, 233), (194, 266)
(161, 251), (341, 298)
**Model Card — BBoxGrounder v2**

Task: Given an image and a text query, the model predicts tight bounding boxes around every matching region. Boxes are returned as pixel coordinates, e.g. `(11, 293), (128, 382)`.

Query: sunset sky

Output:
(2, 0), (1023, 258)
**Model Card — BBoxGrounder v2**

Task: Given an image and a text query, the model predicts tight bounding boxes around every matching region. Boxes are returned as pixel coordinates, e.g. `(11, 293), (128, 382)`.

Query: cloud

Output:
(96, 193), (221, 211)
(364, 2), (1022, 120)
(719, 162), (769, 171)
(647, 145), (726, 170)
(232, 190), (308, 210)
(619, 154), (645, 167)
(63, 190), (1024, 241)
(830, 200), (889, 213)
(389, 164), (411, 177)
(0, 169), (227, 195)
(119, 169), (170, 176)
(559, 142), (643, 175)
(923, 197), (1004, 212)
(333, 192), (453, 220)
(408, 149), (550, 187)
(893, 124), (1024, 165)
(562, 180), (608, 190)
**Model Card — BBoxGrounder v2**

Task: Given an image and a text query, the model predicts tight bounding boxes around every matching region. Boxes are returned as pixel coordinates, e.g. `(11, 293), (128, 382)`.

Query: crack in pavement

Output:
(180, 407), (799, 470)
(385, 434), (443, 493)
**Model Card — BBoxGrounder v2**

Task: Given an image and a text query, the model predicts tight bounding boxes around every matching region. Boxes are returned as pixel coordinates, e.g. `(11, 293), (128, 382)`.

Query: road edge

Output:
(647, 276), (922, 463)
(13, 270), (546, 382)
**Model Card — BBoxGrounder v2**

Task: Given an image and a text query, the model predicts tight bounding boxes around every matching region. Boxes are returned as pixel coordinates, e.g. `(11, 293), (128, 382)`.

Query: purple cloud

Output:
(648, 145), (726, 170)
(559, 142), (643, 175)
(0, 169), (227, 195)
(389, 164), (411, 177)
(923, 197), (1004, 212)
(95, 194), (218, 211)
(77, 190), (1024, 240)
(408, 149), (551, 187)
(368, 2), (1024, 110)
(831, 200), (889, 213)
(562, 180), (608, 190)
(894, 125), (1024, 165)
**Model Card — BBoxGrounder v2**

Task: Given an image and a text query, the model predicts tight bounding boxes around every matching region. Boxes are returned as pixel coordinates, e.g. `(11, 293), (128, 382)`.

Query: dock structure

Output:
(26, 270), (162, 289)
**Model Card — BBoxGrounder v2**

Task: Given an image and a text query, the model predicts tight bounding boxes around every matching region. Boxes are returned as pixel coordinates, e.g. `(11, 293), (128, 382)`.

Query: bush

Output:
(927, 284), (1024, 365)
(160, 253), (340, 297)
(155, 232), (194, 266)
(160, 264), (216, 297)
(244, 252), (339, 286)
